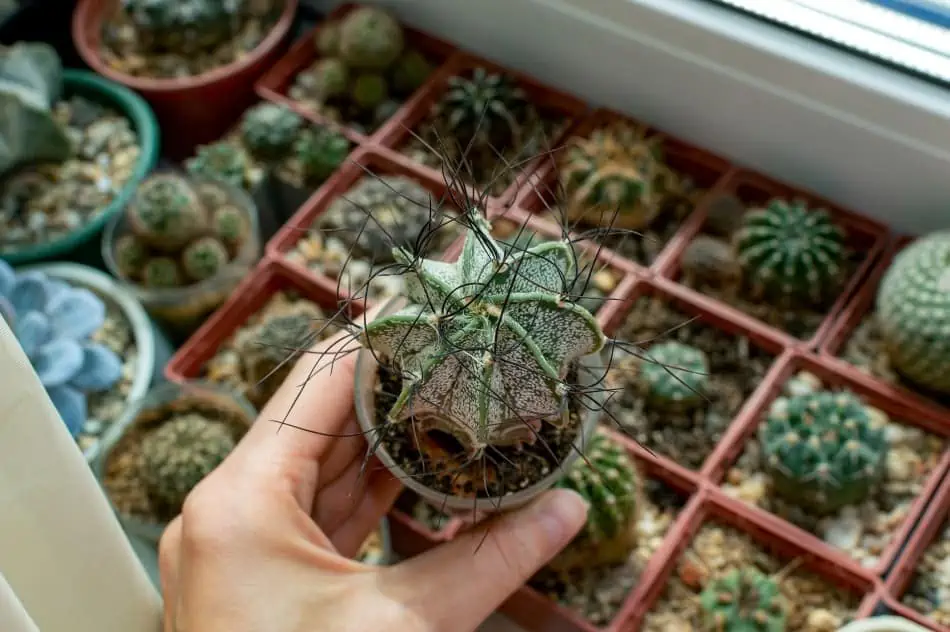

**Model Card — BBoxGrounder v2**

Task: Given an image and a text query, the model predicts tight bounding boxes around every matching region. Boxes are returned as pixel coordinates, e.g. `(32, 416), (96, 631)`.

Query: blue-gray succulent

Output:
(0, 260), (122, 436)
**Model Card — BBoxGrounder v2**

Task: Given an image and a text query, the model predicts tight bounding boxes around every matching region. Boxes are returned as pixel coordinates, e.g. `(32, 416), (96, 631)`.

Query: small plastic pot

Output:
(101, 174), (262, 340)
(354, 297), (605, 515)
(1, 69), (159, 266)
(72, 0), (298, 159)
(836, 616), (935, 632)
(91, 381), (257, 546)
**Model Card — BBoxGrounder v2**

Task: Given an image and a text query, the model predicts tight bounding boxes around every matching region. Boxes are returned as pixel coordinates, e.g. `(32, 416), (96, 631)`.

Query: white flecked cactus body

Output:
(362, 208), (606, 454)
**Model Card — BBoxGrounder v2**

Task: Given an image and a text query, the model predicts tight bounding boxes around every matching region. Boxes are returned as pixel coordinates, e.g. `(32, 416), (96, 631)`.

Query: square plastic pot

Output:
(704, 350), (950, 579)
(255, 2), (458, 146)
(621, 487), (881, 630)
(507, 108), (735, 274)
(657, 169), (891, 351)
(373, 51), (589, 208)
(497, 426), (699, 632)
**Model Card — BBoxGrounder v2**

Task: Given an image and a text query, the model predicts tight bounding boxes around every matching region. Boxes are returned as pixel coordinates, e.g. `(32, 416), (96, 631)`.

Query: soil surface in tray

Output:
(840, 312), (950, 409)
(643, 523), (859, 631)
(722, 371), (946, 569)
(394, 490), (453, 534)
(202, 291), (341, 410)
(529, 475), (684, 627)
(374, 363), (584, 499)
(606, 295), (774, 470)
(902, 520), (950, 626)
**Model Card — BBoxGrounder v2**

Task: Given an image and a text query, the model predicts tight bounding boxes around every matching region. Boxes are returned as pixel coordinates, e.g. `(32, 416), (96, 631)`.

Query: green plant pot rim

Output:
(1, 69), (160, 265)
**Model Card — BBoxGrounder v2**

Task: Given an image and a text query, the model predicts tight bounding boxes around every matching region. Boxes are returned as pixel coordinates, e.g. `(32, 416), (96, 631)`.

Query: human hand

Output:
(158, 320), (589, 632)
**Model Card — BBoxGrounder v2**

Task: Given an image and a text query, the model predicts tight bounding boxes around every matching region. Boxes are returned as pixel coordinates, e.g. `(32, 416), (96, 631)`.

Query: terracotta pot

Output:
(71, 0), (299, 159)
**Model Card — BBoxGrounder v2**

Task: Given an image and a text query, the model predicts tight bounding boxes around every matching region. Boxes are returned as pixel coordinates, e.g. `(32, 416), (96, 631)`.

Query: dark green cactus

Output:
(128, 174), (205, 251)
(236, 302), (323, 386)
(436, 67), (529, 150)
(141, 257), (182, 288)
(181, 236), (230, 282)
(294, 126), (350, 182)
(759, 389), (887, 515)
(120, 0), (247, 52)
(308, 58), (349, 100)
(212, 204), (249, 248)
(639, 341), (709, 412)
(185, 141), (248, 189)
(734, 198), (845, 304)
(140, 413), (237, 510)
(113, 234), (148, 279)
(314, 21), (341, 57)
(699, 568), (787, 632)
(337, 6), (405, 71)
(240, 103), (304, 161)
(391, 49), (433, 96)
(875, 232), (950, 394)
(350, 73), (389, 111)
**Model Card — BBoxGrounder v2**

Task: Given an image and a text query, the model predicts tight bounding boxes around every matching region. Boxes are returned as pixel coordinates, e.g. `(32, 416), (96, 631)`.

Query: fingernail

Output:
(533, 489), (589, 546)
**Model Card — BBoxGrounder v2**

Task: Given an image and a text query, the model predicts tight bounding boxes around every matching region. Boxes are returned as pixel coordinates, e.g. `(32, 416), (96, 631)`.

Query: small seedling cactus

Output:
(550, 429), (641, 570)
(436, 68), (528, 149)
(360, 207), (606, 458)
(875, 232), (950, 394)
(113, 234), (148, 279)
(681, 235), (743, 294)
(128, 173), (205, 251)
(240, 102), (304, 161)
(142, 257), (182, 288)
(0, 261), (122, 436)
(639, 341), (709, 412)
(699, 568), (787, 632)
(350, 73), (389, 111)
(391, 49), (433, 95)
(337, 6), (405, 71)
(734, 198), (845, 304)
(560, 122), (677, 230)
(294, 126), (350, 182)
(212, 204), (249, 248)
(759, 389), (887, 515)
(181, 236), (229, 283)
(121, 0), (247, 53)
(185, 141), (249, 189)
(308, 58), (349, 100)
(140, 413), (237, 510)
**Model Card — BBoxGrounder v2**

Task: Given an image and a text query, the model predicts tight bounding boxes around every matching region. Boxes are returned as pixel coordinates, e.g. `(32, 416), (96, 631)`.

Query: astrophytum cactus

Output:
(361, 208), (607, 456)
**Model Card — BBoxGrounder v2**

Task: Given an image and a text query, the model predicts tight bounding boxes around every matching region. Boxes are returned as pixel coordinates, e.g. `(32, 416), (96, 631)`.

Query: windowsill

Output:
(313, 0), (950, 232)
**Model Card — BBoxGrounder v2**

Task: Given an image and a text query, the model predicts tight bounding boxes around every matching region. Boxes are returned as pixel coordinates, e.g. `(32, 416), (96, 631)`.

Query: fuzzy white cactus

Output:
(361, 208), (607, 455)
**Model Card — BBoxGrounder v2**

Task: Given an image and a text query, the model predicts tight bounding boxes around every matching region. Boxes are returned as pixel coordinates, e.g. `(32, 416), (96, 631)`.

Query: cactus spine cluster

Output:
(236, 301), (324, 387)
(734, 198), (845, 304)
(240, 102), (304, 161)
(759, 389), (887, 515)
(699, 568), (787, 632)
(875, 232), (950, 394)
(361, 207), (606, 456)
(639, 341), (709, 412)
(551, 429), (642, 570)
(436, 67), (529, 150)
(129, 173), (206, 251)
(140, 413), (237, 510)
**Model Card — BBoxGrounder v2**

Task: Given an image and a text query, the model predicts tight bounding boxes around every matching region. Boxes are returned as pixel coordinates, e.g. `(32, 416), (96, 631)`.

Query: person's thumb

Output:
(379, 488), (588, 632)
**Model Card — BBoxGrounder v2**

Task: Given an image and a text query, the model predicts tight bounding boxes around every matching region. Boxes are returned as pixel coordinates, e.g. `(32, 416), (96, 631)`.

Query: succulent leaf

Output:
(10, 270), (52, 314)
(32, 337), (84, 387)
(47, 384), (86, 437)
(13, 310), (50, 356)
(46, 286), (106, 340)
(70, 343), (123, 390)
(0, 259), (13, 296)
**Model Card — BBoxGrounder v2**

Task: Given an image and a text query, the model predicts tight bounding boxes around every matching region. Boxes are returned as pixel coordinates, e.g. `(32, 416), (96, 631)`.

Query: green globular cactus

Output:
(350, 73), (388, 111)
(361, 208), (607, 456)
(140, 413), (237, 510)
(875, 232), (950, 394)
(699, 568), (787, 632)
(308, 57), (349, 100)
(551, 429), (641, 570)
(759, 390), (887, 515)
(734, 198), (846, 304)
(337, 6), (405, 71)
(142, 257), (182, 288)
(185, 141), (248, 189)
(437, 68), (528, 150)
(121, 0), (247, 53)
(639, 341), (709, 412)
(294, 126), (350, 182)
(314, 21), (341, 57)
(391, 49), (433, 96)
(113, 234), (148, 279)
(240, 103), (304, 161)
(181, 236), (230, 282)
(212, 205), (249, 248)
(236, 302), (323, 386)
(128, 174), (205, 251)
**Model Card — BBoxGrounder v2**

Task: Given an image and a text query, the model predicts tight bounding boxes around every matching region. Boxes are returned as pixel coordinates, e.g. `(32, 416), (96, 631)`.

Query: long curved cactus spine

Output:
(361, 208), (606, 455)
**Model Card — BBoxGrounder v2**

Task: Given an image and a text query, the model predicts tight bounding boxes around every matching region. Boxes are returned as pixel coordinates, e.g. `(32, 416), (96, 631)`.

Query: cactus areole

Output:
(358, 208), (607, 490)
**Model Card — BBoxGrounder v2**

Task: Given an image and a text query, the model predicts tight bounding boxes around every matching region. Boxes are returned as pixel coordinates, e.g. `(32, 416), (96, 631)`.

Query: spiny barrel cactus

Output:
(236, 301), (324, 386)
(240, 103), (304, 161)
(113, 234), (148, 279)
(0, 261), (122, 436)
(140, 413), (237, 510)
(875, 232), (950, 394)
(699, 568), (787, 632)
(294, 127), (350, 182)
(337, 6), (405, 71)
(361, 208), (606, 456)
(551, 429), (641, 569)
(142, 257), (182, 288)
(0, 42), (72, 176)
(759, 389), (887, 515)
(639, 341), (709, 412)
(560, 122), (675, 230)
(436, 68), (528, 150)
(181, 236), (229, 282)
(350, 73), (389, 111)
(121, 0), (247, 52)
(307, 58), (349, 100)
(391, 49), (433, 96)
(212, 205), (250, 248)
(185, 141), (248, 189)
(128, 174), (205, 251)
(735, 198), (845, 304)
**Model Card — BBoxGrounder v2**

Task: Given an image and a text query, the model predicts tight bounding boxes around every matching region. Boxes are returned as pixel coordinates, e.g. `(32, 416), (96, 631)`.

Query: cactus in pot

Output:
(240, 102), (304, 161)
(185, 141), (249, 189)
(638, 341), (709, 412)
(435, 68), (529, 150)
(294, 126), (350, 182)
(699, 568), (787, 632)
(120, 0), (248, 53)
(337, 6), (405, 71)
(128, 173), (206, 251)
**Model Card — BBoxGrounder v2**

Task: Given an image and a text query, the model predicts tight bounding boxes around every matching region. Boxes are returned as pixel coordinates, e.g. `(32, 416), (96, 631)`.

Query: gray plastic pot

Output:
(20, 262), (172, 464)
(836, 617), (933, 632)
(354, 298), (606, 515)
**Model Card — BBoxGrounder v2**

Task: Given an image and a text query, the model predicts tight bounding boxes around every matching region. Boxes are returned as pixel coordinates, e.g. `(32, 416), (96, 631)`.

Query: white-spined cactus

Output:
(361, 208), (607, 455)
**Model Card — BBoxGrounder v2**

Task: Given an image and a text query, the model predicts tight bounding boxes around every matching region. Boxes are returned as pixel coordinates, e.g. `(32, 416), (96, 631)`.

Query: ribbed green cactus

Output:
(140, 413), (237, 510)
(735, 198), (845, 304)
(307, 58), (349, 100)
(875, 232), (950, 394)
(181, 236), (229, 282)
(128, 174), (205, 251)
(759, 390), (887, 515)
(113, 234), (148, 279)
(391, 49), (433, 96)
(436, 68), (528, 150)
(294, 126), (350, 181)
(639, 341), (709, 412)
(142, 257), (182, 288)
(212, 205), (249, 248)
(699, 568), (787, 632)
(121, 0), (246, 52)
(350, 73), (389, 111)
(240, 103), (304, 161)
(237, 302), (323, 386)
(185, 141), (248, 189)
(551, 429), (641, 569)
(337, 6), (405, 71)
(361, 208), (606, 455)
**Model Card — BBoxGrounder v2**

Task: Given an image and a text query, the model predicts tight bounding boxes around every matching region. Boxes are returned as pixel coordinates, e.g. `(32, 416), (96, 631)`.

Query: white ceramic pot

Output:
(837, 616), (933, 632)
